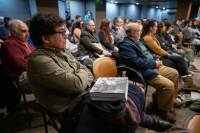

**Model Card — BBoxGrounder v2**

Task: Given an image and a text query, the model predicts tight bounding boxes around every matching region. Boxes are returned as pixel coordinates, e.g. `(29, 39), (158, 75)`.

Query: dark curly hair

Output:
(141, 19), (156, 37)
(29, 12), (65, 46)
(163, 20), (172, 31)
(157, 21), (165, 34)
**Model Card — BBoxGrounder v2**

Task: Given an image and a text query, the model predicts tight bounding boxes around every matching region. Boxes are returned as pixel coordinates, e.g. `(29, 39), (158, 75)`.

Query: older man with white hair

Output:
(0, 19), (35, 90)
(118, 23), (179, 123)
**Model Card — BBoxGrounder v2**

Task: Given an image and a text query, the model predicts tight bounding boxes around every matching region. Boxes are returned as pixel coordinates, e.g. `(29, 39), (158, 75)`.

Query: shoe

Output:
(155, 109), (176, 123)
(188, 71), (194, 76)
(188, 65), (200, 73)
(183, 76), (200, 91)
(149, 119), (172, 132)
(174, 99), (182, 108)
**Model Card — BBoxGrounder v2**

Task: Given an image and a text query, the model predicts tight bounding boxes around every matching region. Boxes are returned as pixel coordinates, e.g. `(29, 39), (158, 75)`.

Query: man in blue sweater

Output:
(0, 17), (10, 41)
(118, 23), (180, 123)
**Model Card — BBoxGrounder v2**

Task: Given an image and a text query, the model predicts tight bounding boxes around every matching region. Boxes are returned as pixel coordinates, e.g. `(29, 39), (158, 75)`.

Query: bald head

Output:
(9, 19), (29, 42)
(126, 23), (141, 40)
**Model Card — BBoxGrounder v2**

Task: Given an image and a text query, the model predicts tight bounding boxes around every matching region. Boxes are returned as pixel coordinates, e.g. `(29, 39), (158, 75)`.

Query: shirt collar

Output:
(8, 36), (28, 47)
(126, 36), (139, 43)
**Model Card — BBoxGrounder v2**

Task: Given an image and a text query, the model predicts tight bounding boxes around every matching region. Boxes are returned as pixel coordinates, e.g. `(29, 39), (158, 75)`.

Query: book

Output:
(75, 55), (89, 61)
(90, 77), (128, 102)
(191, 91), (200, 99)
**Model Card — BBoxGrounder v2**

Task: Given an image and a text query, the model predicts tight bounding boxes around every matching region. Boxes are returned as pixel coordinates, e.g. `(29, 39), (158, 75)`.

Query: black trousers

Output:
(161, 56), (188, 76)
(111, 52), (123, 66)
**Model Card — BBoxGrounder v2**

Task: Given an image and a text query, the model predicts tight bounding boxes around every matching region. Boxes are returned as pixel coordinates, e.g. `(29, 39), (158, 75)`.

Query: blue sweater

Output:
(98, 31), (115, 51)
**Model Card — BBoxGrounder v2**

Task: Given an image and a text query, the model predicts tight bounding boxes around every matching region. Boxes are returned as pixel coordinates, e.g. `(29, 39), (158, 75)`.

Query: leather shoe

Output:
(149, 119), (172, 132)
(155, 109), (176, 123)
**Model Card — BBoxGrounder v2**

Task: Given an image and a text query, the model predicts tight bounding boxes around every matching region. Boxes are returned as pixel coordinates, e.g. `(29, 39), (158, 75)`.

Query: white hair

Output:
(82, 19), (94, 31)
(125, 23), (139, 34)
(8, 19), (23, 32)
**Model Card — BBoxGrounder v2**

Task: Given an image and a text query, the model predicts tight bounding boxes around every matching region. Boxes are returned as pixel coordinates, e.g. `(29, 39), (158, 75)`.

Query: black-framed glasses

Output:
(54, 30), (66, 37)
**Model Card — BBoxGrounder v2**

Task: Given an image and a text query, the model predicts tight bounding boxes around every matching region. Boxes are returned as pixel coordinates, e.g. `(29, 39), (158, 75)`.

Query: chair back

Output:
(35, 101), (61, 132)
(92, 57), (117, 79)
(177, 33), (183, 45)
(184, 114), (200, 133)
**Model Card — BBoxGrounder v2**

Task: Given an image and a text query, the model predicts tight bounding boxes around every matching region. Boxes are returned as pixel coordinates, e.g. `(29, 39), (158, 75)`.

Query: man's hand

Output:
(156, 60), (163, 69)
(180, 49), (185, 53)
(117, 27), (123, 38)
(0, 39), (3, 43)
(172, 44), (177, 49)
(194, 35), (197, 39)
(114, 47), (119, 52)
(102, 51), (110, 56)
(76, 69), (85, 73)
(154, 54), (160, 57)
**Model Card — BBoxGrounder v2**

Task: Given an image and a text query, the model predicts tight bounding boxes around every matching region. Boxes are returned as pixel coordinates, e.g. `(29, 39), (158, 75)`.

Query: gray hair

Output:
(113, 16), (121, 25)
(125, 23), (139, 34)
(8, 19), (23, 32)
(82, 19), (94, 31)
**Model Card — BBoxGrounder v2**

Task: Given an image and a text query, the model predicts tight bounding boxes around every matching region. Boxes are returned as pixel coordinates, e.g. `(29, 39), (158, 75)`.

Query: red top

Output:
(1, 36), (35, 81)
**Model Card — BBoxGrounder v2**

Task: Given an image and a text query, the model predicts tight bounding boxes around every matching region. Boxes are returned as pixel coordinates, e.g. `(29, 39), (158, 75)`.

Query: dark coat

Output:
(154, 33), (173, 54)
(79, 29), (107, 56)
(161, 32), (182, 49)
(118, 37), (158, 81)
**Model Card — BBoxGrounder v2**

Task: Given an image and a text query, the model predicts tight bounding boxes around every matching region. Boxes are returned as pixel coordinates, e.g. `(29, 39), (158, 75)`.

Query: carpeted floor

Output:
(0, 56), (200, 133)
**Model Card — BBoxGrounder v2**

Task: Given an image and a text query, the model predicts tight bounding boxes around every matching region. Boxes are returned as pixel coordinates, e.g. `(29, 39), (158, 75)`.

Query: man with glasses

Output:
(111, 16), (126, 46)
(1, 20), (35, 90)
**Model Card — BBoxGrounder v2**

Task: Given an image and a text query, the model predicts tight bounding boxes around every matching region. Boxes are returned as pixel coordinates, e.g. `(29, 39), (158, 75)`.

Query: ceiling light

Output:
(115, 2), (118, 3)
(136, 3), (139, 5)
(111, 1), (113, 3)
(156, 6), (158, 8)
(163, 7), (165, 9)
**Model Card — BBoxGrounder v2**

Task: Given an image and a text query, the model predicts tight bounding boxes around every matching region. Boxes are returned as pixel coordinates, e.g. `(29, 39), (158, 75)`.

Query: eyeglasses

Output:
(54, 30), (66, 37)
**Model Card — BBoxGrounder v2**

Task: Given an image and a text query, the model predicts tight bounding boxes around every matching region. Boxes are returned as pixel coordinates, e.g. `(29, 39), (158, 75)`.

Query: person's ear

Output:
(42, 35), (49, 44)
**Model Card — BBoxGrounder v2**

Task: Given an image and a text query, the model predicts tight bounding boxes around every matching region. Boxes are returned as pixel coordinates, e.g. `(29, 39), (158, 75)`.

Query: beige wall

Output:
(175, 1), (192, 20)
(95, 0), (106, 33)
(36, 0), (59, 14)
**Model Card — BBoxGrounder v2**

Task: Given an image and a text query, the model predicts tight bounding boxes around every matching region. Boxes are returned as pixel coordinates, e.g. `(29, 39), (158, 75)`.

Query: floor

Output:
(0, 56), (200, 133)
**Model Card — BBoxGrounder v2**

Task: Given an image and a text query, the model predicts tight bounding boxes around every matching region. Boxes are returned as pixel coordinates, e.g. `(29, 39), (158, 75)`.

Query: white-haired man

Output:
(0, 20), (35, 90)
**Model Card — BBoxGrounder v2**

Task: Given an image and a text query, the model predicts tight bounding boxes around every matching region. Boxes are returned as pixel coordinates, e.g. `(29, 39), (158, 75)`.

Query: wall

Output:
(29, 0), (37, 17)
(146, 7), (161, 21)
(119, 4), (141, 20)
(96, 0), (106, 33)
(175, 1), (192, 20)
(189, 5), (199, 19)
(141, 5), (147, 19)
(70, 1), (85, 22)
(36, 0), (59, 14)
(86, 0), (96, 23)
(106, 2), (119, 24)
(0, 0), (31, 21)
(58, 0), (66, 19)
(160, 9), (176, 23)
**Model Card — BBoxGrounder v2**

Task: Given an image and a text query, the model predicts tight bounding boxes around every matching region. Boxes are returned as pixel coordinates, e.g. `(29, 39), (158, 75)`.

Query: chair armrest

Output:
(117, 64), (147, 86)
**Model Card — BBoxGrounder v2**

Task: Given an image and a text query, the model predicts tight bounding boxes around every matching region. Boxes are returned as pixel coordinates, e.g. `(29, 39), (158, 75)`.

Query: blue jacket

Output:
(0, 24), (8, 41)
(98, 31), (115, 51)
(118, 37), (159, 81)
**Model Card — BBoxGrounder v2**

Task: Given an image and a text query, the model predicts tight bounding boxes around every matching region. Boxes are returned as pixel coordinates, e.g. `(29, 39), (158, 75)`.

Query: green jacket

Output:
(79, 29), (107, 56)
(27, 47), (93, 114)
(171, 25), (180, 36)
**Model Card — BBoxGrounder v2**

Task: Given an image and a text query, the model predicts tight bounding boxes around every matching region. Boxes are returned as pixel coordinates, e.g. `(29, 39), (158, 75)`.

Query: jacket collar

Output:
(8, 36), (28, 47)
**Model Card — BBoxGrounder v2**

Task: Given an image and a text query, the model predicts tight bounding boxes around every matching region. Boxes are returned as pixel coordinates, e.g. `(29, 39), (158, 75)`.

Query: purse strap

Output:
(165, 127), (195, 133)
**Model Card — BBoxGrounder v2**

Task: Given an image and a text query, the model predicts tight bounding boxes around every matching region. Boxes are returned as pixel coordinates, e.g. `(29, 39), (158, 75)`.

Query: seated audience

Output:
(98, 19), (118, 52)
(123, 18), (128, 29)
(73, 20), (83, 43)
(129, 19), (137, 24)
(71, 15), (81, 35)
(180, 18), (185, 29)
(0, 17), (10, 41)
(66, 19), (72, 30)
(142, 19), (200, 91)
(84, 10), (94, 21)
(171, 20), (182, 42)
(188, 19), (200, 38)
(79, 19), (122, 65)
(111, 16), (126, 45)
(118, 23), (179, 123)
(163, 20), (199, 72)
(196, 18), (200, 32)
(183, 19), (200, 45)
(27, 12), (171, 133)
(137, 20), (143, 31)
(1, 20), (35, 90)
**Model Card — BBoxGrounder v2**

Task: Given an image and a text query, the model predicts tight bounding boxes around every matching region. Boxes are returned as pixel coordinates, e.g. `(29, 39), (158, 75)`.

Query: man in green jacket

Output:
(27, 13), (93, 114)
